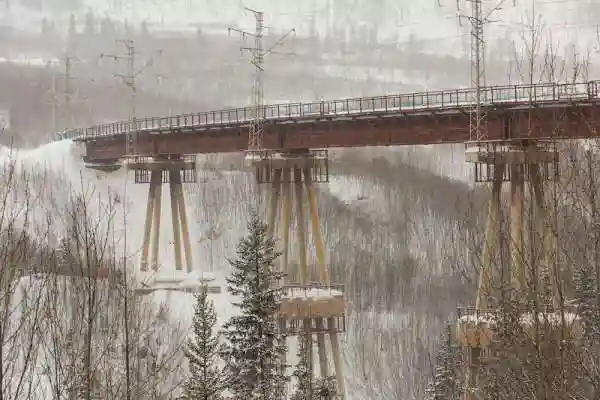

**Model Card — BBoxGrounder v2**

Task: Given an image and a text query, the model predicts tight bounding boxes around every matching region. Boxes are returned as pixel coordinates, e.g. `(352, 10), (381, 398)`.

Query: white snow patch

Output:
(282, 287), (343, 300)
(328, 175), (368, 205)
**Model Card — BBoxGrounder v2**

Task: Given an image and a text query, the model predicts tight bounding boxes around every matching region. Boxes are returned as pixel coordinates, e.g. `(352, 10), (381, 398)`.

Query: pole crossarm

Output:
(100, 40), (162, 156)
(228, 9), (295, 152)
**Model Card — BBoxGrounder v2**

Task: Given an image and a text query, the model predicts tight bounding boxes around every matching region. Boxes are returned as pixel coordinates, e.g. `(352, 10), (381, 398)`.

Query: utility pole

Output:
(48, 55), (78, 131)
(101, 40), (159, 156)
(456, 0), (516, 142)
(64, 55), (76, 129)
(228, 8), (295, 153)
(100, 39), (159, 400)
(454, 2), (517, 400)
(50, 61), (57, 133)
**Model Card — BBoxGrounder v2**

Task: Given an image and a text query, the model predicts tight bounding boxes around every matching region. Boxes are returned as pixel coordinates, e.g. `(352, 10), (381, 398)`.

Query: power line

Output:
(457, 0), (517, 142)
(100, 40), (161, 157)
(228, 8), (295, 152)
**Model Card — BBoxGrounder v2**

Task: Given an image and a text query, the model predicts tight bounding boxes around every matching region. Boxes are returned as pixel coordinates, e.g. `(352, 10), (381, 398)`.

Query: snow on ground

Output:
(327, 175), (370, 206)
(0, 139), (252, 319)
(0, 139), (429, 398)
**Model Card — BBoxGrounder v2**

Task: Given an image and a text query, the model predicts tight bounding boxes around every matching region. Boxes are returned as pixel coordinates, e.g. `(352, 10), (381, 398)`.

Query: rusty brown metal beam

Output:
(83, 104), (600, 162)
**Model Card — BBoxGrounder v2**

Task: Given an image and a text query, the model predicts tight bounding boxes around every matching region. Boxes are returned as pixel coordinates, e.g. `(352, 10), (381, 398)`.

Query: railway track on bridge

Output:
(59, 80), (600, 161)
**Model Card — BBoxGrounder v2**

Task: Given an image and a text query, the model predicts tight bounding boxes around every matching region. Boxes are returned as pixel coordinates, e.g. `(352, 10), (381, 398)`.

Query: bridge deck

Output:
(58, 81), (600, 161)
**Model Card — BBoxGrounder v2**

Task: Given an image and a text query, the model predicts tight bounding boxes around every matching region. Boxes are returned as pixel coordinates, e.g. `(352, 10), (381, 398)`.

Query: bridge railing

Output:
(56, 80), (598, 142)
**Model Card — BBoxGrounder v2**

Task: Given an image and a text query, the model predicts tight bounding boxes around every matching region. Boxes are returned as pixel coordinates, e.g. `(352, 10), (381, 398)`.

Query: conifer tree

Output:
(220, 213), (287, 399)
(312, 376), (337, 400)
(426, 324), (459, 400)
(182, 284), (223, 400)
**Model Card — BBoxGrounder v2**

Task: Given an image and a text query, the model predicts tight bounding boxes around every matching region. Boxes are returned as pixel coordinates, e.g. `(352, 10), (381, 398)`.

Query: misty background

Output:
(0, 0), (599, 398)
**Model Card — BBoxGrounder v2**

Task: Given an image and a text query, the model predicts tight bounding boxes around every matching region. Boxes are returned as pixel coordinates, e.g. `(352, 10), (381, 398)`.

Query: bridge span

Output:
(59, 80), (600, 162)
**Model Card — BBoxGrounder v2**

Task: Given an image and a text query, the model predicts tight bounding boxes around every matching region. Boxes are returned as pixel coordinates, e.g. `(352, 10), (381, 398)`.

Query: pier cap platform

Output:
(465, 140), (558, 165)
(244, 149), (328, 169)
(124, 154), (196, 171)
(279, 283), (344, 320)
(457, 309), (583, 347)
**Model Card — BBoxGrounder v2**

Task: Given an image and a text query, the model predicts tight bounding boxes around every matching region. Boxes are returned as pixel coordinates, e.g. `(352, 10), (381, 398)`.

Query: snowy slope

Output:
(0, 138), (470, 398)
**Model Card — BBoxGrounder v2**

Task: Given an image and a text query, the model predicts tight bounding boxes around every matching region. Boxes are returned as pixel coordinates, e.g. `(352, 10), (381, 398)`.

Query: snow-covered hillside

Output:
(0, 132), (479, 398)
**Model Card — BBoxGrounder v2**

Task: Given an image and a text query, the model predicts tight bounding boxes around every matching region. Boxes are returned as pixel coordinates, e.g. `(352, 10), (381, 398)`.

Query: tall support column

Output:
(466, 163), (503, 400)
(458, 140), (574, 399)
(305, 168), (329, 283)
(150, 170), (163, 271)
(280, 169), (292, 282)
(169, 170), (183, 271)
(510, 164), (525, 295)
(140, 172), (158, 272)
(531, 165), (560, 309)
(295, 167), (309, 284)
(476, 165), (503, 309)
(175, 178), (193, 274)
(268, 169), (282, 238)
(250, 149), (345, 398)
(329, 316), (345, 398)
(128, 155), (213, 294)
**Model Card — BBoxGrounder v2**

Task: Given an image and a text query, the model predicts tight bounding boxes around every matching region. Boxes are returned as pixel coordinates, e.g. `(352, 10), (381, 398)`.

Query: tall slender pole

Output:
(51, 65), (57, 132)
(65, 56), (73, 128)
(470, 0), (485, 142)
(228, 9), (295, 153)
(127, 41), (136, 157)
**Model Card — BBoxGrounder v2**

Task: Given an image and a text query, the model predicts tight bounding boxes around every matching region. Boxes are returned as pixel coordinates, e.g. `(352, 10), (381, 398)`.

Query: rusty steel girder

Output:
(83, 103), (600, 162)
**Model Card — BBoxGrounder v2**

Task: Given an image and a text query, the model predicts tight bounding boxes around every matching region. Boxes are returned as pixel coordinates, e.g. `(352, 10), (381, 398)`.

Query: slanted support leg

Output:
(467, 163), (502, 400)
(280, 169), (292, 283)
(476, 164), (503, 310)
(268, 169), (282, 238)
(510, 164), (525, 296)
(304, 168), (329, 283)
(150, 170), (163, 271)
(169, 170), (183, 271)
(140, 171), (157, 272)
(328, 317), (345, 399)
(304, 169), (330, 379)
(173, 173), (193, 273)
(294, 168), (308, 284)
(531, 165), (561, 309)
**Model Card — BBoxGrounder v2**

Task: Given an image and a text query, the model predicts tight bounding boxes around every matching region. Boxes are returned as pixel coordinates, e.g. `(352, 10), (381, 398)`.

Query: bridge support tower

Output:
(127, 154), (219, 294)
(247, 148), (346, 398)
(456, 140), (583, 400)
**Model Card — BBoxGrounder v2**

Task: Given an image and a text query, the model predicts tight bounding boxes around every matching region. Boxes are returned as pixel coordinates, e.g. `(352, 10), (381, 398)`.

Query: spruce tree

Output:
(426, 324), (459, 400)
(220, 213), (287, 399)
(182, 285), (223, 400)
(312, 376), (337, 400)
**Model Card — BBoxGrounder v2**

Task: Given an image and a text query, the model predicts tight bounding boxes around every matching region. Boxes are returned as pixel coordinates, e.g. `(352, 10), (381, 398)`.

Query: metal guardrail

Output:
(54, 80), (600, 142)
